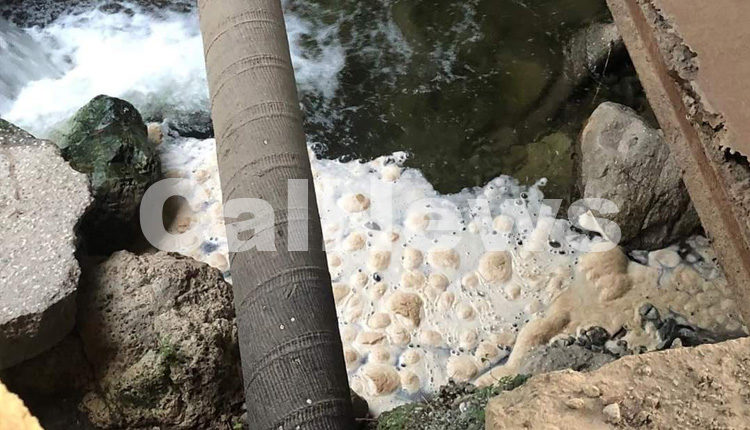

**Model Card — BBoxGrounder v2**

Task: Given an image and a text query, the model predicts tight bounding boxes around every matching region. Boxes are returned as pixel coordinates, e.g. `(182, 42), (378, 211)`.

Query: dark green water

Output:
(290, 0), (651, 198)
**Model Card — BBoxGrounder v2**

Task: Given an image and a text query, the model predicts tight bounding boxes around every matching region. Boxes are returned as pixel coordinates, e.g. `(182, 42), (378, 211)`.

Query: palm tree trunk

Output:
(197, 1), (354, 428)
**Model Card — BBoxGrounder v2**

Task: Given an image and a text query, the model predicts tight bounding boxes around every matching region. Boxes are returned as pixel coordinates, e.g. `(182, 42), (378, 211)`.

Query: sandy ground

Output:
(486, 336), (750, 429)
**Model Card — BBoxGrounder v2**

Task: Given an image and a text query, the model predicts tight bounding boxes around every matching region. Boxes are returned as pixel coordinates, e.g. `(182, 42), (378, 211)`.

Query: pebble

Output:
(400, 371), (420, 393)
(456, 303), (476, 321)
(332, 283), (351, 305)
(581, 385), (601, 398)
(356, 331), (386, 346)
(368, 282), (388, 299)
(350, 271), (369, 288)
(565, 398), (585, 410)
(602, 403), (621, 423)
(419, 330), (444, 347)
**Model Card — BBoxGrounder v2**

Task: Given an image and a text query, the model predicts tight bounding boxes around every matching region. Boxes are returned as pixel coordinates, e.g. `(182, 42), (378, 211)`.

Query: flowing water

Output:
(0, 0), (734, 416)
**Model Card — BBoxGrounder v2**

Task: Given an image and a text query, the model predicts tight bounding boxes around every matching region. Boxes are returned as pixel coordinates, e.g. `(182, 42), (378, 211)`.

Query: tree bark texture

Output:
(197, 1), (354, 428)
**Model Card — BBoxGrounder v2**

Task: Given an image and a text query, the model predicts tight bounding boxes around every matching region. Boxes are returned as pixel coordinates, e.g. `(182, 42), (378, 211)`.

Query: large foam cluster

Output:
(159, 138), (746, 413)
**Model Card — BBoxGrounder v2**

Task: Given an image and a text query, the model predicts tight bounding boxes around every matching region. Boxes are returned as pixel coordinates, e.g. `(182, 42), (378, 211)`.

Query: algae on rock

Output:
(371, 376), (528, 430)
(58, 95), (161, 253)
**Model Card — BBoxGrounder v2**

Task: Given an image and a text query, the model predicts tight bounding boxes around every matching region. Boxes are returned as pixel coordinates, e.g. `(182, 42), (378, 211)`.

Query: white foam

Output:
(1, 2), (345, 137)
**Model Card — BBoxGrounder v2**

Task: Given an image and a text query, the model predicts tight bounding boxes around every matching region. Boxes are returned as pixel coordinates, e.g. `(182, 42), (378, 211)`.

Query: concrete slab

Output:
(606, 0), (750, 322)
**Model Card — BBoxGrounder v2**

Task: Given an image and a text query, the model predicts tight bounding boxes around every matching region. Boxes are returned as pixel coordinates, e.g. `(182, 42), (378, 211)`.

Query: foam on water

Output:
(1, 2), (746, 417)
(162, 137), (744, 414)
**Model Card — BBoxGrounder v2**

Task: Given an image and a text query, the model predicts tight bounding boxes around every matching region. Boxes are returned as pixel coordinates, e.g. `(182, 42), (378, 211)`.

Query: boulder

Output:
(580, 102), (700, 249)
(0, 119), (91, 369)
(76, 251), (242, 429)
(58, 95), (161, 254)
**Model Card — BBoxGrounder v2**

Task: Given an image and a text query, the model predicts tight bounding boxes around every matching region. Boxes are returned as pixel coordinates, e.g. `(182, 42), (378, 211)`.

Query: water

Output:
(0, 18), (62, 113)
(289, 0), (636, 194)
(0, 0), (652, 198)
(0, 0), (710, 416)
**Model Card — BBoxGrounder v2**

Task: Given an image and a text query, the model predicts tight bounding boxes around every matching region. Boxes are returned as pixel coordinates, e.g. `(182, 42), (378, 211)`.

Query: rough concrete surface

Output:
(606, 0), (750, 326)
(650, 0), (750, 158)
(486, 336), (750, 429)
(0, 119), (92, 369)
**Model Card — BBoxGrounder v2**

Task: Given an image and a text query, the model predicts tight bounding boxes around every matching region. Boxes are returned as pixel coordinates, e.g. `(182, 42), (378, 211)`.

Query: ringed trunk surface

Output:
(197, 0), (354, 428)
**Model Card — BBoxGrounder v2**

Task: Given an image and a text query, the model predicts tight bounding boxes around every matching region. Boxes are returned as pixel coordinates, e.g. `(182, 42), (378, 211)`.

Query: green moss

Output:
(58, 94), (158, 191)
(371, 376), (529, 430)
(56, 95), (161, 252)
(376, 403), (422, 430)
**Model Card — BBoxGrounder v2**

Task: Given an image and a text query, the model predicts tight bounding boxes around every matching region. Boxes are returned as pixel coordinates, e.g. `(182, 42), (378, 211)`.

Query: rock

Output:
(581, 102), (700, 250)
(0, 119), (91, 369)
(76, 251), (242, 429)
(486, 337), (750, 429)
(513, 132), (575, 203)
(57, 95), (161, 254)
(638, 303), (741, 350)
(520, 23), (623, 142)
(0, 381), (42, 430)
(519, 343), (617, 376)
(602, 403), (621, 424)
(162, 110), (213, 139)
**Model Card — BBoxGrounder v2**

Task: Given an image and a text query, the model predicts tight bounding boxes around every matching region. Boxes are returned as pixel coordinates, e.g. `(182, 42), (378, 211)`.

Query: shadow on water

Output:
(290, 0), (651, 199)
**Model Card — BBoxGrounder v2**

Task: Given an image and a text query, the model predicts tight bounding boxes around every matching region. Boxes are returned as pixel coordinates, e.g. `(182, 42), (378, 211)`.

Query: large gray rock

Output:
(580, 102), (700, 250)
(77, 251), (242, 429)
(0, 119), (92, 369)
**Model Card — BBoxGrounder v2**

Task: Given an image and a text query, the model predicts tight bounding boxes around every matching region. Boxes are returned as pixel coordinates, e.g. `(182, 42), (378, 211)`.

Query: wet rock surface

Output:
(57, 95), (160, 254)
(75, 251), (243, 429)
(519, 327), (622, 375)
(581, 102), (700, 250)
(0, 119), (91, 369)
